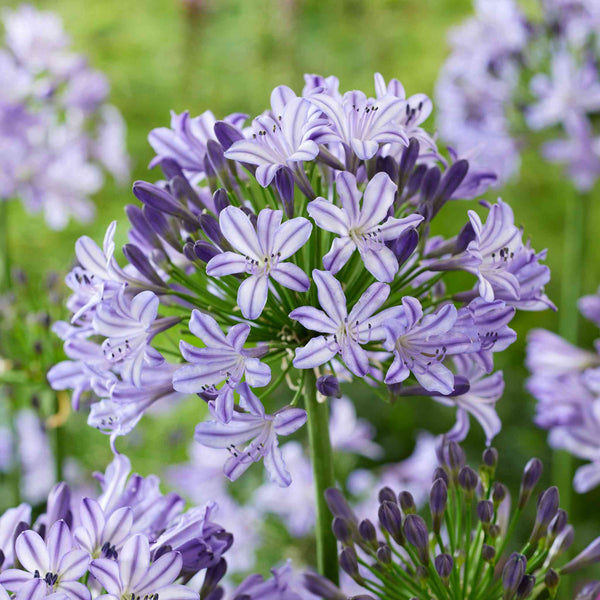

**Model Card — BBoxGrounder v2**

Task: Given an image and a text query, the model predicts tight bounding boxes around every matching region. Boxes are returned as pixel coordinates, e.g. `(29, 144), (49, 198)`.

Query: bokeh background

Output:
(2, 0), (600, 587)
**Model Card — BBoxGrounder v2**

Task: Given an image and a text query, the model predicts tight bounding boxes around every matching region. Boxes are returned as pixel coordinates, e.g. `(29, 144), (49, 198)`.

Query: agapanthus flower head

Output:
(0, 4), (129, 228)
(304, 440), (600, 599)
(50, 72), (551, 487)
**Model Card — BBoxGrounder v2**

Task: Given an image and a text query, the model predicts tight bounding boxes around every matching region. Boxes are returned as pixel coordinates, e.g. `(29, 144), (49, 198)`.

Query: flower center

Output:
(244, 252), (282, 277)
(349, 227), (384, 252)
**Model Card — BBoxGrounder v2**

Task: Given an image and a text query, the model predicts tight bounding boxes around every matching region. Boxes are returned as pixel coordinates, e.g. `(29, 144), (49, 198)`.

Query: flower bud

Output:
(325, 488), (357, 524)
(214, 120), (244, 151)
(358, 519), (377, 548)
(547, 509), (567, 543)
(275, 167), (295, 218)
(458, 466), (479, 496)
(434, 553), (453, 580)
(548, 524), (574, 564)
(404, 514), (429, 564)
(304, 573), (346, 600)
(530, 486), (559, 544)
(544, 568), (559, 591)
(492, 482), (508, 506)
(213, 188), (229, 213)
(376, 544), (392, 564)
(432, 467), (449, 487)
(200, 558), (227, 596)
(193, 240), (220, 263)
(516, 574), (535, 599)
(482, 544), (496, 562)
(562, 536), (600, 574)
(316, 375), (340, 398)
(488, 524), (501, 539)
(378, 501), (403, 545)
(339, 547), (360, 580)
(199, 214), (224, 245)
(399, 491), (416, 514)
(477, 500), (494, 525)
(398, 138), (420, 191)
(332, 517), (353, 545)
(392, 228), (419, 267)
(502, 553), (527, 600)
(378, 487), (397, 505)
(430, 478), (448, 535)
(518, 458), (543, 509)
(444, 441), (465, 476)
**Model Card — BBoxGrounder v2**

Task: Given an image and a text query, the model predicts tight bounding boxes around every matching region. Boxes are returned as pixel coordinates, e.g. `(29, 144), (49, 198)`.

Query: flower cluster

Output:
(436, 0), (600, 190)
(49, 72), (551, 487)
(304, 441), (600, 600)
(0, 4), (129, 228)
(526, 287), (600, 493)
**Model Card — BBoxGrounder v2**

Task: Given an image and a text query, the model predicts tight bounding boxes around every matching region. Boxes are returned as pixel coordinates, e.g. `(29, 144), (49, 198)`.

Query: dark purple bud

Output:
(434, 553), (453, 579)
(0, 550), (4, 570)
(392, 228), (419, 266)
(339, 547), (360, 580)
(123, 244), (166, 288)
(562, 537), (600, 574)
(199, 214), (224, 245)
(193, 240), (220, 263)
(405, 164), (427, 198)
(458, 466), (479, 495)
(477, 500), (494, 524)
(275, 167), (295, 219)
(376, 155), (398, 182)
(544, 569), (559, 590)
(239, 206), (257, 228)
(213, 188), (229, 214)
(444, 441), (465, 475)
(420, 166), (442, 206)
(502, 553), (527, 600)
(574, 581), (600, 600)
(456, 221), (476, 253)
(46, 483), (71, 527)
(378, 501), (403, 545)
(398, 138), (420, 189)
(214, 120), (244, 151)
(133, 181), (198, 231)
(358, 519), (377, 547)
(126, 204), (160, 249)
(170, 175), (204, 211)
(488, 524), (501, 539)
(325, 488), (357, 524)
(159, 157), (184, 180)
(332, 517), (353, 545)
(482, 544), (496, 562)
(316, 375), (340, 398)
(492, 482), (508, 506)
(516, 575), (535, 599)
(519, 458), (543, 509)
(432, 159), (469, 216)
(448, 375), (470, 397)
(482, 447), (498, 469)
(204, 589), (224, 600)
(378, 487), (397, 505)
(206, 140), (227, 174)
(432, 467), (449, 487)
(376, 543), (392, 564)
(399, 491), (416, 514)
(430, 478), (447, 535)
(203, 153), (217, 189)
(183, 242), (196, 262)
(303, 573), (346, 600)
(200, 558), (227, 596)
(530, 486), (559, 543)
(403, 514), (429, 564)
(153, 544), (173, 560)
(547, 509), (568, 541)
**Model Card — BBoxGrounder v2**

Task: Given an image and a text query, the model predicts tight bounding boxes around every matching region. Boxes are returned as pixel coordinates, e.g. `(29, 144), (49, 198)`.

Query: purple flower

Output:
(173, 310), (271, 423)
(206, 207), (312, 319)
(0, 504), (31, 569)
(579, 287), (600, 326)
(307, 171), (423, 282)
(383, 297), (476, 395)
(89, 535), (197, 600)
(309, 88), (408, 161)
(224, 95), (322, 187)
(194, 384), (307, 487)
(290, 270), (402, 376)
(93, 289), (169, 388)
(232, 561), (304, 600)
(0, 521), (90, 600)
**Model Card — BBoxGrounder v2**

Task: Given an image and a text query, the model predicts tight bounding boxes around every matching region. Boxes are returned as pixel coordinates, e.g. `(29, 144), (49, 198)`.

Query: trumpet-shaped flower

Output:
(206, 207), (312, 319)
(194, 384), (307, 487)
(173, 310), (271, 423)
(291, 270), (402, 376)
(308, 172), (423, 282)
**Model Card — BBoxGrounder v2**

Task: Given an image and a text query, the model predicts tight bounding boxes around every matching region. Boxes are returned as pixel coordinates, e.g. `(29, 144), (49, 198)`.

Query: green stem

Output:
(303, 370), (339, 585)
(1, 199), (10, 291)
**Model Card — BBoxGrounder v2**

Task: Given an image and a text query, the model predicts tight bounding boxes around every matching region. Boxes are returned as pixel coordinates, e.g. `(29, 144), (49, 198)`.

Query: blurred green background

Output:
(2, 0), (600, 588)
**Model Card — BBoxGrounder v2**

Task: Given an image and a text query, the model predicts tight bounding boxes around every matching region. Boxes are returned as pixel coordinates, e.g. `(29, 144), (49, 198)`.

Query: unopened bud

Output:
(399, 491), (416, 514)
(519, 458), (543, 509)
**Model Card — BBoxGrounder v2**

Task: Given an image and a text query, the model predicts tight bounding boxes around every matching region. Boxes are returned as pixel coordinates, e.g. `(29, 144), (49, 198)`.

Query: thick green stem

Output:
(304, 370), (339, 585)
(0, 200), (10, 291)
(554, 191), (587, 516)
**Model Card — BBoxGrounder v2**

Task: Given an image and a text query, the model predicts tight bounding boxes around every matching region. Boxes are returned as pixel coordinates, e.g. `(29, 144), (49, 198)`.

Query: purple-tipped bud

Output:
(316, 375), (340, 398)
(392, 228), (419, 267)
(432, 467), (449, 487)
(376, 543), (392, 564)
(398, 138), (420, 188)
(405, 164), (427, 198)
(544, 569), (559, 590)
(399, 491), (416, 514)
(303, 573), (346, 600)
(214, 120), (244, 151)
(133, 181), (198, 230)
(420, 166), (442, 206)
(477, 500), (494, 525)
(200, 558), (227, 596)
(455, 221), (476, 253)
(482, 544), (496, 562)
(193, 241), (220, 263)
(378, 487), (397, 505)
(199, 214), (224, 245)
(183, 241), (196, 262)
(158, 157), (184, 180)
(444, 441), (465, 475)
(516, 574), (535, 599)
(206, 140), (227, 175)
(123, 244), (166, 288)
(562, 537), (600, 574)
(404, 514), (429, 564)
(502, 553), (527, 600)
(170, 175), (204, 211)
(332, 517), (353, 545)
(430, 478), (448, 535)
(339, 547), (360, 580)
(492, 482), (508, 506)
(434, 553), (453, 579)
(325, 488), (357, 524)
(378, 501), (403, 545)
(458, 466), (479, 495)
(519, 458), (543, 509)
(126, 204), (160, 248)
(547, 509), (568, 542)
(275, 167), (295, 219)
(213, 188), (230, 213)
(530, 487), (559, 544)
(377, 155), (399, 182)
(143, 205), (179, 250)
(358, 519), (377, 547)
(46, 482), (72, 527)
(432, 159), (468, 216)
(482, 447), (498, 469)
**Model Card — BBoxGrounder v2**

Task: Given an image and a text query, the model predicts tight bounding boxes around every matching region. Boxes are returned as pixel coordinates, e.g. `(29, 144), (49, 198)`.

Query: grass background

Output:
(2, 0), (600, 588)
